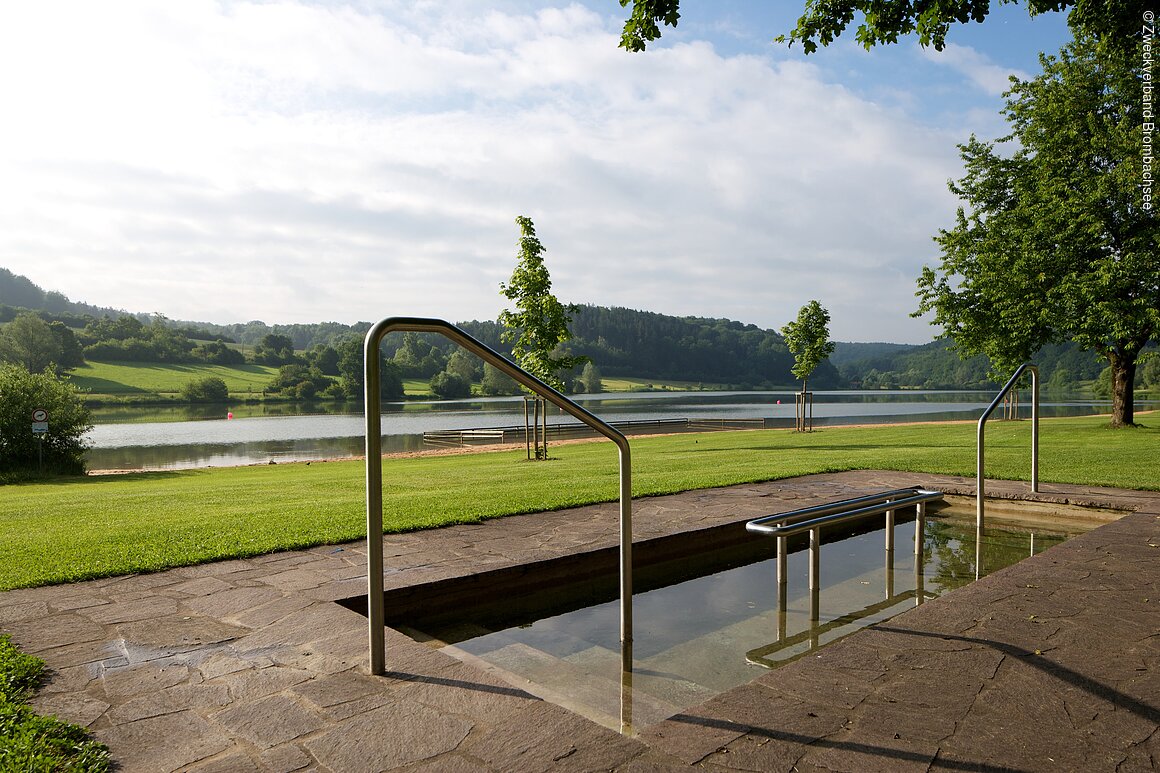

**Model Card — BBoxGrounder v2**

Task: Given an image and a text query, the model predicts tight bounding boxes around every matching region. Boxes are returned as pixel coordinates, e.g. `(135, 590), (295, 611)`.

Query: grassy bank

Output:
(70, 360), (737, 402)
(1, 414), (1155, 591)
(69, 360), (279, 400)
(0, 635), (110, 770)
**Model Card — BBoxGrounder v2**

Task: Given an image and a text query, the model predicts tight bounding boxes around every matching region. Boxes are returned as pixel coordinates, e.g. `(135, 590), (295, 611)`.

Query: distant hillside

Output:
(459, 305), (843, 389)
(0, 268), (130, 322)
(0, 265), (1115, 391)
(830, 341), (918, 367)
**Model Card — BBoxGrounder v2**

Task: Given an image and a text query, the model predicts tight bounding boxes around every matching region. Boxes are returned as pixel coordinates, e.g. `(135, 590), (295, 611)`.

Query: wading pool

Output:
(371, 497), (1116, 734)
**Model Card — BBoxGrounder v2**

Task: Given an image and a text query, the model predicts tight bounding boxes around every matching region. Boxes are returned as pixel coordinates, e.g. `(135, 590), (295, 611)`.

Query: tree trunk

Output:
(1108, 351), (1136, 428)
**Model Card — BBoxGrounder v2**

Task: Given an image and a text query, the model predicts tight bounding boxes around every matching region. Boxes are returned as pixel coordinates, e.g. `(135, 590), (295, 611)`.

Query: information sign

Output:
(32, 421), (49, 434)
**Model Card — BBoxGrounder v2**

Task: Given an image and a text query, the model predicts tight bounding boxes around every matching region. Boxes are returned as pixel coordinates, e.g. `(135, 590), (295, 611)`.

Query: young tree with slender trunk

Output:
(781, 300), (835, 431)
(498, 216), (586, 458)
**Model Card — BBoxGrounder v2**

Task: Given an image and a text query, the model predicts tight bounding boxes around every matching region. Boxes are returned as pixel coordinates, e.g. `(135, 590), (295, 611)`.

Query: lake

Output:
(85, 390), (1124, 472)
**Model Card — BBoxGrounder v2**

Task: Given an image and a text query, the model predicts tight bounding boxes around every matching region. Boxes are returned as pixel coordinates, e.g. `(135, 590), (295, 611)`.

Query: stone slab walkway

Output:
(1, 470), (1157, 771)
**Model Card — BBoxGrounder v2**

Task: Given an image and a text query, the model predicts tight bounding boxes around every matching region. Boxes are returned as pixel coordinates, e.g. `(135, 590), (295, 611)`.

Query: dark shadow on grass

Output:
(33, 470), (200, 486)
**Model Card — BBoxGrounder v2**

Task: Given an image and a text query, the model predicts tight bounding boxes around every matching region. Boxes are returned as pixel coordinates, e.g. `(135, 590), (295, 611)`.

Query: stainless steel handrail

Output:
(977, 363), (1038, 536)
(747, 488), (943, 640)
(363, 317), (632, 677)
(745, 487), (930, 535)
(746, 490), (945, 539)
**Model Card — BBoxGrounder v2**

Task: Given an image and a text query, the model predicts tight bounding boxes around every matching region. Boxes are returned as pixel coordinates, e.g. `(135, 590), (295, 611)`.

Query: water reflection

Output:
(438, 508), (1084, 733)
(85, 390), (1129, 472)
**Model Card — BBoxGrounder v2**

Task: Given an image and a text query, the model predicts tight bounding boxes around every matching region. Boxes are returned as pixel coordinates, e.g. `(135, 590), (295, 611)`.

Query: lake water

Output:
(85, 390), (1124, 472)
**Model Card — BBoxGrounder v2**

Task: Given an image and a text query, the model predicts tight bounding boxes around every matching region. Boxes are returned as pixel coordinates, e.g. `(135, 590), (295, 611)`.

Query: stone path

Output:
(1, 471), (1156, 771)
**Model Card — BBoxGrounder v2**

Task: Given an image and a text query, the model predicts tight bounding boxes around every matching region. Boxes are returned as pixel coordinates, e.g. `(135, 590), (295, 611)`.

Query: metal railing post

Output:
(977, 363), (1039, 534)
(363, 317), (632, 677)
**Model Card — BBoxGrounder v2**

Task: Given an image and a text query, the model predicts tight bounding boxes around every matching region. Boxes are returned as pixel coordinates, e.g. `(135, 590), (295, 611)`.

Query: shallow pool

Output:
(402, 501), (1101, 733)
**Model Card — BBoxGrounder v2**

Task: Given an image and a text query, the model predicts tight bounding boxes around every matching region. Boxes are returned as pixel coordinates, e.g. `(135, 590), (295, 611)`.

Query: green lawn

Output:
(69, 360), (278, 397)
(0, 635), (109, 771)
(1, 414), (1155, 591)
(68, 361), (750, 401)
(599, 376), (731, 392)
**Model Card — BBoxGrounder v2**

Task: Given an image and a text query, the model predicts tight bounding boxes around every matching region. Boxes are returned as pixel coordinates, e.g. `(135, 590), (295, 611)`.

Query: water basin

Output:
(374, 497), (1116, 734)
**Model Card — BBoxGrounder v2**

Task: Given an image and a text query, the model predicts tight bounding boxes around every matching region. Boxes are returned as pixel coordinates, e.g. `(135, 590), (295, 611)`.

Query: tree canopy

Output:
(617, 0), (1141, 53)
(497, 216), (585, 391)
(915, 33), (1158, 427)
(781, 300), (837, 393)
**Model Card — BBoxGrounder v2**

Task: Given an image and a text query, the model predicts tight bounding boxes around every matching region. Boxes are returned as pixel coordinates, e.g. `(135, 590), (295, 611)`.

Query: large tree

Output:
(915, 34), (1158, 427)
(616, 0), (1140, 53)
(0, 314), (62, 375)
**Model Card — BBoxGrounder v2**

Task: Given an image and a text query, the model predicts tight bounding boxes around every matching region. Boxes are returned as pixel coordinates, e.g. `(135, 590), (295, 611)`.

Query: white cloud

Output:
(920, 43), (1028, 96)
(0, 1), (985, 343)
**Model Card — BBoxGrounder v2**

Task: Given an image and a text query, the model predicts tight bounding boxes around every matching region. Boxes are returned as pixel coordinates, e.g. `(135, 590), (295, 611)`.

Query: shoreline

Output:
(85, 413), (1116, 476)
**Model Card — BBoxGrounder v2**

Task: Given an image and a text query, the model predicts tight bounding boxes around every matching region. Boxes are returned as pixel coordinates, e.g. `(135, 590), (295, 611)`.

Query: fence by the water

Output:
(422, 417), (771, 448)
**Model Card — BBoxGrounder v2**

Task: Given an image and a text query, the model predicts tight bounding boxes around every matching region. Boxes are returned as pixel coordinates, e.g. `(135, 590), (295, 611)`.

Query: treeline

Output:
(0, 268), (132, 321)
(4, 267), (1154, 395)
(830, 338), (1135, 391)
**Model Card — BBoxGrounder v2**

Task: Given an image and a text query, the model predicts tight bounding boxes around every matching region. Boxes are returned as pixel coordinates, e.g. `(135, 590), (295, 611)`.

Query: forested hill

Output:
(0, 266), (1116, 390)
(460, 305), (843, 389)
(0, 268), (126, 320)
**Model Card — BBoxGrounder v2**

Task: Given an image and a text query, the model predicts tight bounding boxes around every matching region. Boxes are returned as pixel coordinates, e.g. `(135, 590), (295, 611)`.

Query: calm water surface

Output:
(430, 506), (1091, 732)
(86, 390), (1123, 471)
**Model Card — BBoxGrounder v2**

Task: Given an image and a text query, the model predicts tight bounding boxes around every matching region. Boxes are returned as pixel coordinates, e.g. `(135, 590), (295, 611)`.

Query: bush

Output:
(191, 340), (245, 365)
(430, 371), (472, 399)
(268, 364), (333, 399)
(0, 365), (92, 479)
(181, 376), (230, 403)
(480, 362), (519, 396)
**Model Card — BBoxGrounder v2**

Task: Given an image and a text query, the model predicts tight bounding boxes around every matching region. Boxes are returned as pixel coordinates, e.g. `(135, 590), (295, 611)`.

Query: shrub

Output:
(0, 365), (92, 479)
(181, 376), (230, 403)
(430, 371), (472, 399)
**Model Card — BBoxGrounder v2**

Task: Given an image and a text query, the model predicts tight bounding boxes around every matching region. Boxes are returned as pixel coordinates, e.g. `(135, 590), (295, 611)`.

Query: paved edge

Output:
(0, 471), (1156, 772)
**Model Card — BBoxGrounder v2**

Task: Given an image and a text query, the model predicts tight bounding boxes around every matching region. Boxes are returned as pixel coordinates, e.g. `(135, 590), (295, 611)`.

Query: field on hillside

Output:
(69, 362), (726, 401)
(69, 361), (279, 397)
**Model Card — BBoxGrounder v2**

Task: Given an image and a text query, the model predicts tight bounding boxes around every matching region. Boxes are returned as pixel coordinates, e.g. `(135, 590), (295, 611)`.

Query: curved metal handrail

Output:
(363, 317), (632, 677)
(977, 363), (1038, 536)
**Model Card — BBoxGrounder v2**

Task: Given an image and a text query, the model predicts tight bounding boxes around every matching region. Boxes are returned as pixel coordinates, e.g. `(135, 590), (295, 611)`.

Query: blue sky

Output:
(0, 1), (1072, 343)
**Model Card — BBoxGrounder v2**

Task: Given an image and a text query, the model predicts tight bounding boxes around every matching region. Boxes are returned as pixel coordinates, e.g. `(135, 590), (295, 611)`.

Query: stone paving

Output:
(2, 470), (1157, 771)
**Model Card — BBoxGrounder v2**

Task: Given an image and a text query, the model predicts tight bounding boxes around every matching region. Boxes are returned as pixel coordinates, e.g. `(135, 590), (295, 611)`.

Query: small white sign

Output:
(32, 409), (48, 422)
(32, 421), (49, 434)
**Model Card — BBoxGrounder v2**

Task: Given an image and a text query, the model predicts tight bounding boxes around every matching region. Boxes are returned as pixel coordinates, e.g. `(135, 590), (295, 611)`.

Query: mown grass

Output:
(68, 360), (279, 397)
(599, 376), (731, 392)
(1, 414), (1155, 591)
(0, 635), (110, 771)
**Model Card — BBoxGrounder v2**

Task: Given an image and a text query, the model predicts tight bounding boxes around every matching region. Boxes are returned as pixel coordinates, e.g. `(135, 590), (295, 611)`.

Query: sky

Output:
(0, 1), (1073, 343)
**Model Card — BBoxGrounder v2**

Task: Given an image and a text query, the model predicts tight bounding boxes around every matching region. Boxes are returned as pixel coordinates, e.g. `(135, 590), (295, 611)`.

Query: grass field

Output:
(69, 360), (279, 398)
(67, 361), (742, 402)
(1, 414), (1155, 591)
(599, 376), (732, 391)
